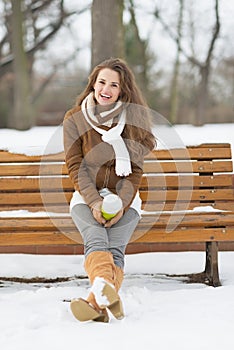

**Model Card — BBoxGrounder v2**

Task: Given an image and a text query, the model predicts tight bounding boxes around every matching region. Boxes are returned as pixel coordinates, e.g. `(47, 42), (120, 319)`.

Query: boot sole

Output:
(70, 298), (109, 323)
(99, 283), (124, 320)
(108, 299), (124, 320)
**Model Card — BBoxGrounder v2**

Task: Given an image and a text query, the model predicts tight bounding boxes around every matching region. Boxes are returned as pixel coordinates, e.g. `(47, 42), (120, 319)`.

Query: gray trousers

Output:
(71, 204), (140, 269)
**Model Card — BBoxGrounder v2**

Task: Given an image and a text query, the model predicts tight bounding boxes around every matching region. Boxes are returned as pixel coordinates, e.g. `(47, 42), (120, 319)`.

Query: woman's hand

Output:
(104, 208), (124, 228)
(91, 201), (124, 227)
(91, 201), (106, 225)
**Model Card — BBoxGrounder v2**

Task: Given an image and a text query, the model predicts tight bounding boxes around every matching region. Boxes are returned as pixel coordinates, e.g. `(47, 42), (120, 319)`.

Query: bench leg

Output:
(204, 242), (221, 287)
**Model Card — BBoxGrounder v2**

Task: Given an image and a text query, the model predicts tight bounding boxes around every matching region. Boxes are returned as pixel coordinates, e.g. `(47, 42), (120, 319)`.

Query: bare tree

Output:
(154, 0), (220, 125)
(195, 0), (220, 125)
(0, 0), (87, 128)
(91, 0), (124, 68)
(125, 0), (149, 95)
(0, 0), (78, 79)
(169, 0), (184, 124)
(11, 0), (32, 130)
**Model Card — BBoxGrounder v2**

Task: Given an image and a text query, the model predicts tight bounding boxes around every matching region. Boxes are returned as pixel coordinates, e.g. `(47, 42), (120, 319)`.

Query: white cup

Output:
(101, 194), (122, 220)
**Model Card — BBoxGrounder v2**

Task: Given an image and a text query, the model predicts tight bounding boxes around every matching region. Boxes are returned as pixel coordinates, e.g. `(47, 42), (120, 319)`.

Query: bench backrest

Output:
(0, 143), (233, 213)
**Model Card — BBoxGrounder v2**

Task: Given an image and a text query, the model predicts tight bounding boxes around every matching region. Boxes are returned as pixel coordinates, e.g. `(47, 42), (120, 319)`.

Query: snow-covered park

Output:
(0, 123), (234, 350)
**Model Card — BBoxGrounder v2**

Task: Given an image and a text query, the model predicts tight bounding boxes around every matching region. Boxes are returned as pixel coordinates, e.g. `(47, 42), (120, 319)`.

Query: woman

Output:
(63, 58), (156, 323)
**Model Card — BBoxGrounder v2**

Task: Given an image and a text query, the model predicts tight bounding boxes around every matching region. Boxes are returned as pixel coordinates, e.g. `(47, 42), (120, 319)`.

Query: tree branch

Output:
(30, 0), (54, 14)
(31, 47), (81, 104)
(0, 32), (8, 56)
(153, 6), (203, 68)
(205, 0), (220, 65)
(0, 5), (88, 79)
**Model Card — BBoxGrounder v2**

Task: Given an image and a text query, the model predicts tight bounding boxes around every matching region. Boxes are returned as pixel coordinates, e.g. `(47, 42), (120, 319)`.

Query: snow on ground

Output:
(174, 123), (234, 153)
(0, 126), (64, 155)
(0, 123), (233, 156)
(0, 123), (234, 349)
(0, 252), (234, 350)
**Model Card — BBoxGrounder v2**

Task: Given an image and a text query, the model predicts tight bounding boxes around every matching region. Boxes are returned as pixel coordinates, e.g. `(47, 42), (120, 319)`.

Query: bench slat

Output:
(143, 160), (233, 173)
(1, 160), (232, 176)
(141, 174), (233, 189)
(142, 201), (234, 212)
(0, 164), (66, 176)
(0, 188), (233, 205)
(0, 151), (64, 163)
(0, 227), (233, 246)
(0, 192), (71, 205)
(0, 212), (233, 231)
(0, 144), (231, 163)
(0, 205), (70, 213)
(0, 177), (72, 191)
(0, 174), (233, 191)
(1, 200), (234, 213)
(140, 188), (234, 201)
(134, 227), (234, 243)
(0, 231), (76, 246)
(140, 212), (234, 227)
(146, 144), (232, 160)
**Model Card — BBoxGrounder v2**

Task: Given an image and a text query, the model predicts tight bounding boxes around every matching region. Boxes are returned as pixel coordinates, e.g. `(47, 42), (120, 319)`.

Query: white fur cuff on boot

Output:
(91, 277), (116, 307)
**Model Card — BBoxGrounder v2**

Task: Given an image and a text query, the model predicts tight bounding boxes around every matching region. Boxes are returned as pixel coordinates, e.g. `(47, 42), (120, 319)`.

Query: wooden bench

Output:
(0, 143), (233, 287)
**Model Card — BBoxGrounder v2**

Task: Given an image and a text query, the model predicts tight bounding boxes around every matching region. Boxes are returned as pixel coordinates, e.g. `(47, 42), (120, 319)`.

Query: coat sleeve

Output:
(63, 111), (102, 207)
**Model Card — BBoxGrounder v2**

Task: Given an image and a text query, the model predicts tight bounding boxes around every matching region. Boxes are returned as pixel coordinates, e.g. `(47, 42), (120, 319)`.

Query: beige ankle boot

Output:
(85, 251), (124, 320)
(70, 296), (109, 323)
(70, 251), (113, 323)
(115, 265), (124, 292)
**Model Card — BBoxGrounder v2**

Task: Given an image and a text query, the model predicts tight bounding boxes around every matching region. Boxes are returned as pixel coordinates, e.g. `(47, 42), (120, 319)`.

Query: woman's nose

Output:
(102, 84), (111, 94)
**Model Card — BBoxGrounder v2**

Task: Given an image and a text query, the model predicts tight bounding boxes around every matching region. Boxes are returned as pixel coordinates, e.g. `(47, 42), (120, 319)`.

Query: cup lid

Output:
(102, 194), (122, 214)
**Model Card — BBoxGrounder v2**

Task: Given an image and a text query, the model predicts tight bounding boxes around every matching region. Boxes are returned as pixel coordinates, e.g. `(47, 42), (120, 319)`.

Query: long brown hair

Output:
(76, 58), (155, 151)
(76, 57), (147, 107)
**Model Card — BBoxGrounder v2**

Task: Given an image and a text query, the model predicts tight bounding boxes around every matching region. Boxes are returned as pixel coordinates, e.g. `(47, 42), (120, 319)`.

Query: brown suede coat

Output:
(63, 105), (155, 211)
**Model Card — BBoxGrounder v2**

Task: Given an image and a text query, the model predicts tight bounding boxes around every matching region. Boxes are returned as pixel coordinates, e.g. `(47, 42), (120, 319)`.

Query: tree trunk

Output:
(91, 0), (124, 69)
(126, 0), (149, 97)
(196, 66), (209, 125)
(11, 0), (33, 130)
(169, 0), (184, 125)
(194, 0), (220, 125)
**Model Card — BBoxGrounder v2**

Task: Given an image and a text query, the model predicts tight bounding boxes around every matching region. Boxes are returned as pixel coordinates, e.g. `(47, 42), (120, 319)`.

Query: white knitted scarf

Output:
(81, 93), (132, 177)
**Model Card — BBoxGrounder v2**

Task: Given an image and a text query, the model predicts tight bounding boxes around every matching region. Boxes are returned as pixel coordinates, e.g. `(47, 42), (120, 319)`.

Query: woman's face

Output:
(93, 68), (121, 105)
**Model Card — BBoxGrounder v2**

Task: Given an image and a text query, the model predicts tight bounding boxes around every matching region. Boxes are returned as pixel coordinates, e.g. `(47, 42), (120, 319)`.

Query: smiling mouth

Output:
(100, 93), (111, 99)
